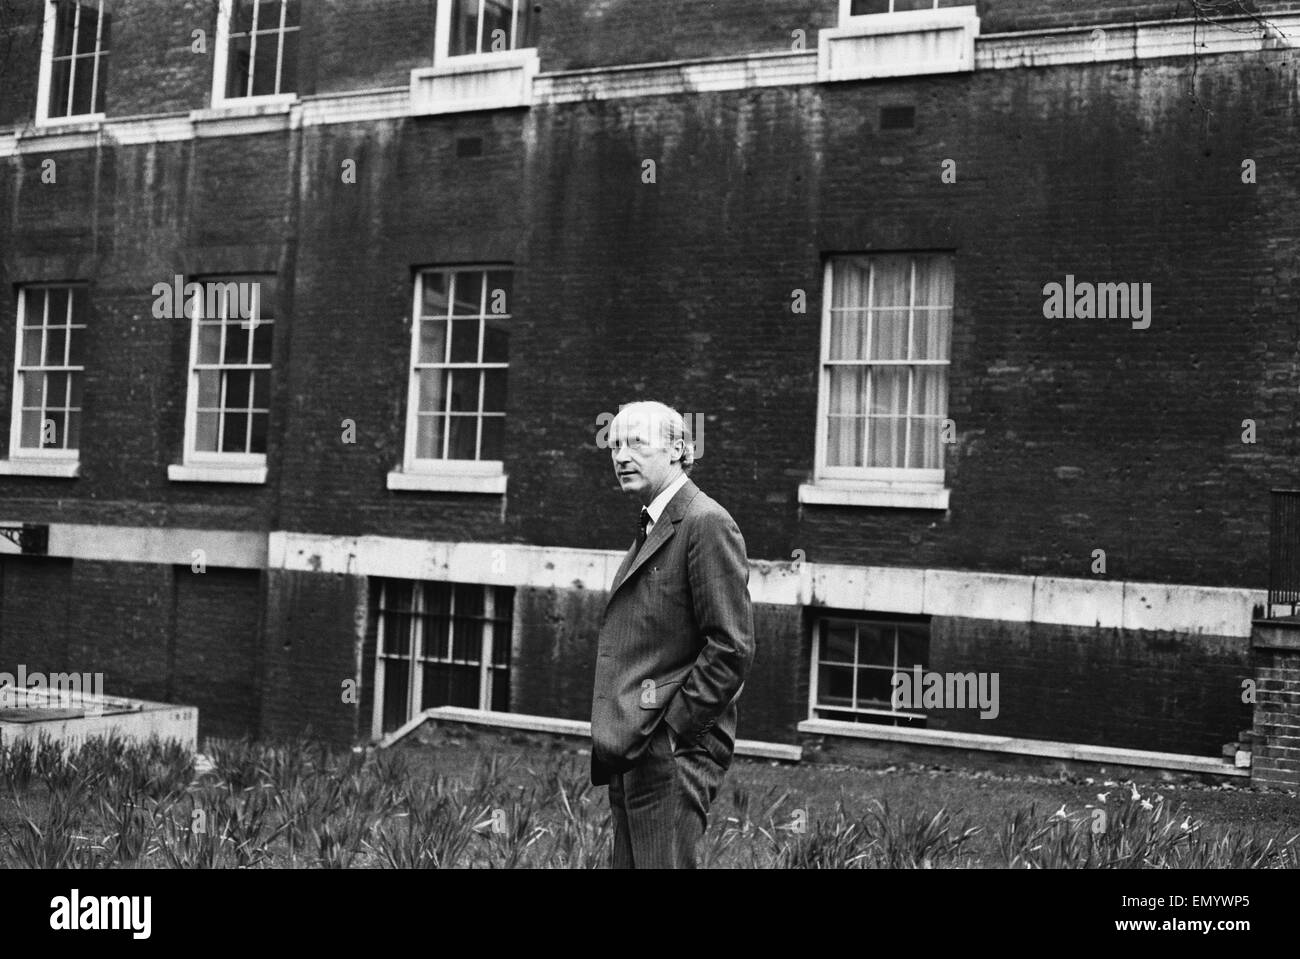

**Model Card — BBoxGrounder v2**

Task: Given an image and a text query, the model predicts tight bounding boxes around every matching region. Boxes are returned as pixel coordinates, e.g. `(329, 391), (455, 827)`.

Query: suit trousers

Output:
(607, 722), (728, 868)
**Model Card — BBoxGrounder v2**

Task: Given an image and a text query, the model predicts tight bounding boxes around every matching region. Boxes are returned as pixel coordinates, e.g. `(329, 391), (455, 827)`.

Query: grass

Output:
(1, 728), (1297, 868)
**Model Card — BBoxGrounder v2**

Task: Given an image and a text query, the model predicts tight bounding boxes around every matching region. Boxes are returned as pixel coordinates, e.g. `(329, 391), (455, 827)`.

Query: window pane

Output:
(49, 59), (72, 117)
(251, 322), (273, 364)
(482, 370), (507, 413)
(418, 318), (447, 364)
(226, 369), (253, 408)
(65, 409), (81, 450)
(515, 0), (537, 48)
(447, 416), (477, 459)
(68, 371), (83, 409)
(821, 623), (856, 664)
(485, 270), (512, 316)
(826, 417), (863, 468)
(449, 319), (479, 363)
(911, 307), (952, 361)
(415, 414), (443, 459)
(871, 256), (912, 308)
(76, 6), (100, 54)
(20, 410), (43, 448)
(867, 417), (905, 468)
(481, 0), (514, 51)
(232, 0), (257, 34)
(278, 29), (298, 94)
(46, 288), (69, 325)
(226, 34), (252, 97)
(421, 273), (449, 316)
(42, 410), (66, 448)
(909, 418), (940, 469)
(869, 367), (906, 416)
(44, 327), (67, 366)
(869, 309), (908, 361)
(818, 665), (854, 707)
(828, 365), (866, 417)
(252, 370), (271, 409)
(447, 370), (478, 412)
(198, 323), (222, 364)
(21, 372), (42, 408)
(857, 624), (894, 666)
(851, 0), (892, 13)
(450, 272), (483, 316)
(46, 371), (69, 408)
(21, 329), (42, 367)
(829, 309), (868, 361)
(224, 323), (251, 364)
(381, 659), (409, 732)
(249, 411), (269, 453)
(221, 411), (249, 452)
(912, 367), (945, 417)
(480, 416), (504, 460)
(66, 326), (85, 367)
(483, 318), (509, 363)
(195, 411), (219, 452)
(381, 579), (415, 614)
(54, 2), (76, 57)
(832, 259), (869, 310)
(418, 369), (446, 413)
(858, 668), (894, 707)
(449, 0), (479, 55)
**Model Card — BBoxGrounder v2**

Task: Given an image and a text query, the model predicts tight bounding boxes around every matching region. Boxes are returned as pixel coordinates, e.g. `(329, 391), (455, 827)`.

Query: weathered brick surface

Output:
(173, 565), (262, 739)
(260, 568), (363, 742)
(3, 2), (1298, 752)
(929, 618), (1252, 755)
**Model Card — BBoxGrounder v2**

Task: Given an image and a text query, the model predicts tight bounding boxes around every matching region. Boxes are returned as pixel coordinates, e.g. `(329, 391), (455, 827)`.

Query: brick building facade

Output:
(2, 0), (1297, 774)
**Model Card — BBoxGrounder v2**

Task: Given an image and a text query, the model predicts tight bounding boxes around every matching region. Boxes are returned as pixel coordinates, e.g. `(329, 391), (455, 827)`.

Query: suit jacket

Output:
(590, 477), (755, 786)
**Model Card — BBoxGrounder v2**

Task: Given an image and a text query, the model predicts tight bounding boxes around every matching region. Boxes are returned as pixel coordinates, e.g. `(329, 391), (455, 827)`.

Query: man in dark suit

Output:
(591, 400), (755, 868)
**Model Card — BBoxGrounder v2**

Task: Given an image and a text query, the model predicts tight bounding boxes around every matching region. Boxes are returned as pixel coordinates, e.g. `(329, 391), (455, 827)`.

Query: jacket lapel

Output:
(607, 479), (700, 600)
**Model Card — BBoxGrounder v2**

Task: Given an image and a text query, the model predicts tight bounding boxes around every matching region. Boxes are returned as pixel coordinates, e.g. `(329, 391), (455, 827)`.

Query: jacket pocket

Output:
(637, 678), (682, 710)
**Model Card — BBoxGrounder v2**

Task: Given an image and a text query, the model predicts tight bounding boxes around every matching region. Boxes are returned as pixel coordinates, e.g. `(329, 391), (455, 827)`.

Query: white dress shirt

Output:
(644, 472), (689, 539)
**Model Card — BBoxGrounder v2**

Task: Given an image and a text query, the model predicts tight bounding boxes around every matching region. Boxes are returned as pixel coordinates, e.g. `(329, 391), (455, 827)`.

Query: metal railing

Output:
(1268, 489), (1300, 616)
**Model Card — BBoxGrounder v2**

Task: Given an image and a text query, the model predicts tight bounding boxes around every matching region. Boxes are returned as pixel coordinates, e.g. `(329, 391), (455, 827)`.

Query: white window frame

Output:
(802, 254), (953, 509)
(434, 0), (538, 65)
(370, 581), (511, 739)
(2, 285), (85, 477)
(210, 0), (300, 109)
(170, 277), (271, 484)
(389, 267), (508, 494)
(840, 0), (941, 19)
(809, 616), (928, 724)
(34, 0), (108, 127)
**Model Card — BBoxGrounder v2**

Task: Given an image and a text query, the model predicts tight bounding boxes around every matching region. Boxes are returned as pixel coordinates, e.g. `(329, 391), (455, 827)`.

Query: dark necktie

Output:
(635, 507), (650, 554)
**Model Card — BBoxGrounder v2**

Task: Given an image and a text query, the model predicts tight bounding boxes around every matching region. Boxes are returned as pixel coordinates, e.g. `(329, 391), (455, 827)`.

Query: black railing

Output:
(1268, 489), (1300, 616)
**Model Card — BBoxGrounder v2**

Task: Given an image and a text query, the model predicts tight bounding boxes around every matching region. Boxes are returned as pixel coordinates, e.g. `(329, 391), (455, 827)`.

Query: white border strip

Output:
(11, 524), (1263, 637)
(2, 14), (1295, 156)
(272, 531), (1264, 638)
(798, 718), (1249, 777)
(380, 705), (805, 761)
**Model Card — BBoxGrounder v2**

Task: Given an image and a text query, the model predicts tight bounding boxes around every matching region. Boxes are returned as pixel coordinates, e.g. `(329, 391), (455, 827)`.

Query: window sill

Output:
(820, 5), (979, 81)
(168, 464), (267, 484)
(0, 458), (79, 478)
(387, 469), (507, 494)
(30, 113), (105, 132)
(799, 482), (949, 510)
(411, 49), (540, 115)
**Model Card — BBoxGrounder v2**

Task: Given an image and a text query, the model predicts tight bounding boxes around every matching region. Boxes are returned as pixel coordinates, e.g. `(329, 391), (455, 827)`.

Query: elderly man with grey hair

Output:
(590, 400), (755, 868)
